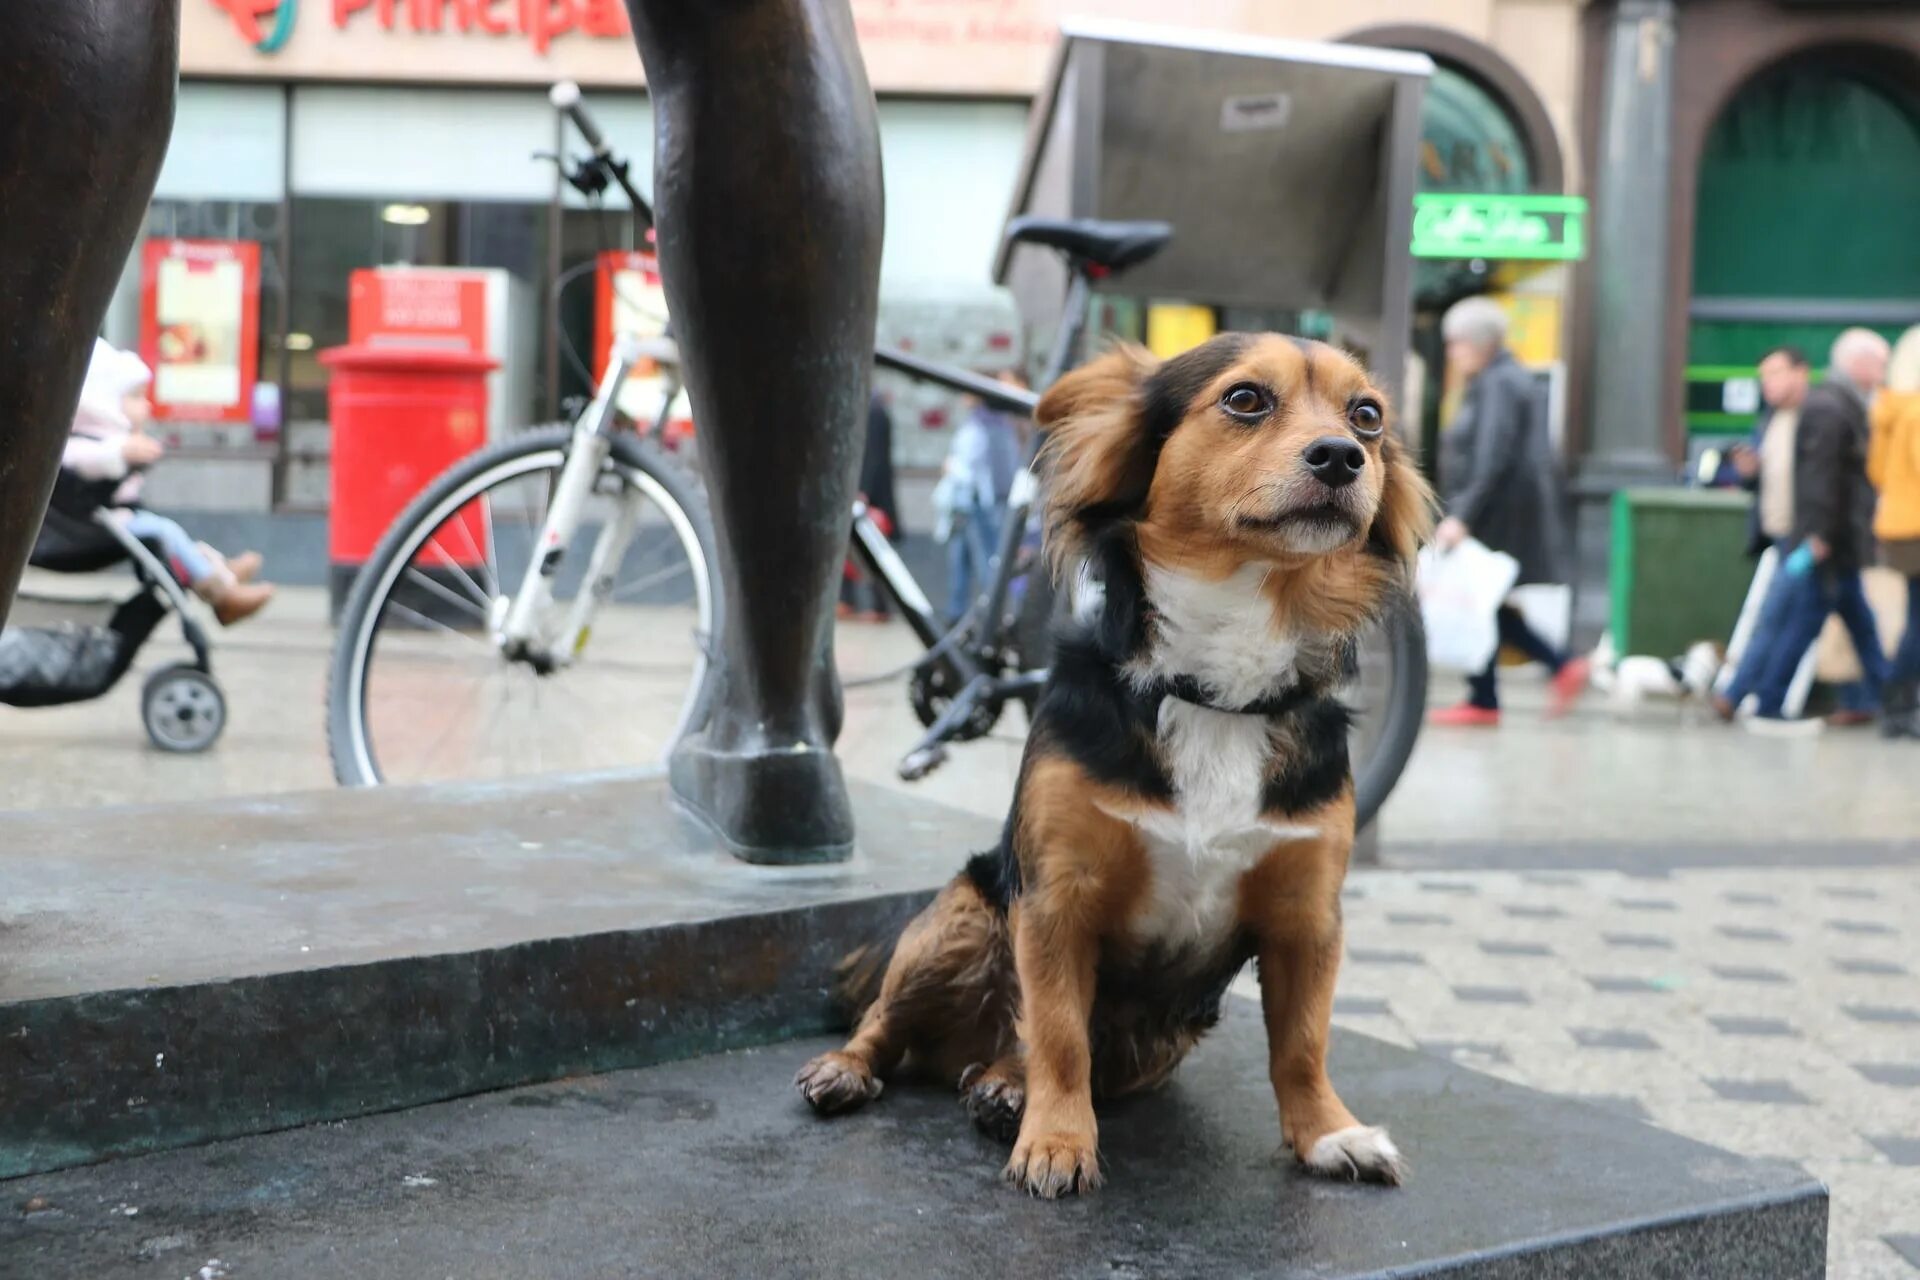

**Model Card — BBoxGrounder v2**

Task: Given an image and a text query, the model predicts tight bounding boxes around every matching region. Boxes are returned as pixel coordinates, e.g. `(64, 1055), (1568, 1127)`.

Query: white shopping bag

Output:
(1417, 539), (1522, 672)
(1507, 583), (1572, 654)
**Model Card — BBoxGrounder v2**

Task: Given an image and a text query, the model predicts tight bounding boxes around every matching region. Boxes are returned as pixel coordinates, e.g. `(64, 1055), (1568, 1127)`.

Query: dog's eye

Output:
(1220, 383), (1270, 421)
(1349, 399), (1384, 437)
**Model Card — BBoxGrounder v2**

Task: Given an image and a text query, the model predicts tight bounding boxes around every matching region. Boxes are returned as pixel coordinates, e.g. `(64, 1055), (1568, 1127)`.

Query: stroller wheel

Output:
(142, 664), (227, 753)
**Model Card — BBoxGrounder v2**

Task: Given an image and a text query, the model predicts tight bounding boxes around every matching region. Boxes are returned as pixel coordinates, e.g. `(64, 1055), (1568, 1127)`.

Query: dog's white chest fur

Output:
(1112, 565), (1318, 952)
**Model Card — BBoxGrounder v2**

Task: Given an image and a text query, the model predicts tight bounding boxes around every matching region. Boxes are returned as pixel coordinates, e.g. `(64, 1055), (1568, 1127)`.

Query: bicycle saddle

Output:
(1003, 216), (1173, 272)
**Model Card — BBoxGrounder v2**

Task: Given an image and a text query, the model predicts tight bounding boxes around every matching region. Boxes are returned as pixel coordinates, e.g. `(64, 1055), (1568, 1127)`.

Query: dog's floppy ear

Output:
(1036, 343), (1159, 573)
(1366, 418), (1437, 576)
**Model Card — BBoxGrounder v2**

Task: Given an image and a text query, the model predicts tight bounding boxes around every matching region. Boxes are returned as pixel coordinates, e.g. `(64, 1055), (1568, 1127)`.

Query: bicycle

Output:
(327, 84), (1428, 828)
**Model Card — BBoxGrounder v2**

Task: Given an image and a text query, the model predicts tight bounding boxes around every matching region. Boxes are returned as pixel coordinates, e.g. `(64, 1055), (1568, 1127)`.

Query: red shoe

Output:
(1825, 709), (1875, 728)
(1429, 703), (1501, 728)
(1548, 656), (1592, 718)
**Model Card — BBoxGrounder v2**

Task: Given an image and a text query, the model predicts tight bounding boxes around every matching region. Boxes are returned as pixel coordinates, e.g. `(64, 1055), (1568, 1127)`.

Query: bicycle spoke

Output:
(381, 596), (491, 647)
(400, 566), (491, 622)
(423, 529), (494, 611)
(478, 493), (502, 597)
(610, 559), (693, 602)
(446, 504), (499, 599)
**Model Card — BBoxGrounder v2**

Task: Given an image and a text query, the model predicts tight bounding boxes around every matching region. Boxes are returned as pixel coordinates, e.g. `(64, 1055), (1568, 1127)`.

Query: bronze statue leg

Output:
(0, 1), (180, 627)
(626, 0), (884, 863)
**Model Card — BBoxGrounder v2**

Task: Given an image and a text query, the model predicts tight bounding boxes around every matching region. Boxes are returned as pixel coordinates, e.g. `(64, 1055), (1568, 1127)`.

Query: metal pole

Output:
(1584, 0), (1678, 483)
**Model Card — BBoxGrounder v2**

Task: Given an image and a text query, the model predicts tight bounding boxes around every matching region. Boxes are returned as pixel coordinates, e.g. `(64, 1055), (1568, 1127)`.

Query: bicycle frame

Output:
(495, 331), (647, 669)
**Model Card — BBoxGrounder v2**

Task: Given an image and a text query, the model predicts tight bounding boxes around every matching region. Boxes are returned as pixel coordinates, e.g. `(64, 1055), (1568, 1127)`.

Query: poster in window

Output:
(595, 250), (670, 420)
(140, 238), (261, 425)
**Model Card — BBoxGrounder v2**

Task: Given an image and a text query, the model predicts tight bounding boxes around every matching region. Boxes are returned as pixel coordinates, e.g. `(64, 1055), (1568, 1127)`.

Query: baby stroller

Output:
(3, 482), (227, 752)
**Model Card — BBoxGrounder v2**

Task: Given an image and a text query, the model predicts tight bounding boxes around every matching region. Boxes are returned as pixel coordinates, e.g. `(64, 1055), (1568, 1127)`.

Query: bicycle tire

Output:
(327, 425), (721, 787)
(1352, 601), (1428, 831)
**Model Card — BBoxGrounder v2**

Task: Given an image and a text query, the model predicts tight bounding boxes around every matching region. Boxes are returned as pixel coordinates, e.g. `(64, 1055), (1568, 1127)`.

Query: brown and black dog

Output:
(796, 333), (1434, 1198)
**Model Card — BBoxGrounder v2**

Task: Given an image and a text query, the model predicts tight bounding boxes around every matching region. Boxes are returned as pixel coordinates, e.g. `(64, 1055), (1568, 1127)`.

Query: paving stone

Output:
(1503, 904), (1567, 920)
(1706, 1079), (1813, 1105)
(1713, 965), (1792, 986)
(1710, 1016), (1798, 1038)
(1829, 919), (1900, 937)
(1718, 925), (1791, 943)
(1333, 996), (1391, 1017)
(1571, 1028), (1660, 1051)
(1884, 1234), (1920, 1268)
(1847, 1005), (1920, 1026)
(1724, 891), (1781, 906)
(1417, 880), (1478, 895)
(1603, 932), (1675, 950)
(1615, 897), (1679, 912)
(1587, 976), (1671, 994)
(1837, 958), (1911, 977)
(1347, 949), (1425, 966)
(1855, 1064), (1920, 1088)
(1385, 911), (1451, 927)
(1452, 985), (1531, 1006)
(1420, 1040), (1512, 1065)
(1478, 940), (1552, 957)
(1572, 1094), (1654, 1123)
(1866, 1136), (1920, 1166)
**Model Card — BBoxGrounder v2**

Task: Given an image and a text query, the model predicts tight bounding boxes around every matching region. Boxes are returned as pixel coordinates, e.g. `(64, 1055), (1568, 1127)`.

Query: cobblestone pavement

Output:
(1232, 862), (1920, 1278)
(6, 584), (1918, 1273)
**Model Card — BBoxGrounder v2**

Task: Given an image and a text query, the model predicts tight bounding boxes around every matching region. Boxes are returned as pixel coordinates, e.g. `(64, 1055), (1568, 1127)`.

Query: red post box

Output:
(320, 345), (499, 619)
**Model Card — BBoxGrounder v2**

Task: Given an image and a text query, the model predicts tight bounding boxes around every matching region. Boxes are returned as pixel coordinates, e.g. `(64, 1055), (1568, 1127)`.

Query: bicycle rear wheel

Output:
(1344, 601), (1428, 830)
(328, 426), (718, 787)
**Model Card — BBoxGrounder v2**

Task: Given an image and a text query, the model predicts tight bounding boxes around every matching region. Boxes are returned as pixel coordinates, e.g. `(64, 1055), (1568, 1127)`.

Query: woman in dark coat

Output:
(1431, 296), (1587, 725)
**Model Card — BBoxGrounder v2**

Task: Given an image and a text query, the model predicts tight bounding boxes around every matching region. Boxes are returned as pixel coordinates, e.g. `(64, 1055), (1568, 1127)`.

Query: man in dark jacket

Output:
(1430, 296), (1587, 726)
(1745, 328), (1891, 732)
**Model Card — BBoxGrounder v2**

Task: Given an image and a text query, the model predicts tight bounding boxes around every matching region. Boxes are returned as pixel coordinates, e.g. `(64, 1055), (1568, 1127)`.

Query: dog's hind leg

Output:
(797, 872), (1012, 1115)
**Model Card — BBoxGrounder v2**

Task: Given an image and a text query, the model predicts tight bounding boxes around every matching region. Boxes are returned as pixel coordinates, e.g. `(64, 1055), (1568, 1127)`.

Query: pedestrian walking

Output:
(935, 369), (1025, 626)
(1743, 328), (1892, 735)
(841, 391), (900, 623)
(1428, 297), (1587, 725)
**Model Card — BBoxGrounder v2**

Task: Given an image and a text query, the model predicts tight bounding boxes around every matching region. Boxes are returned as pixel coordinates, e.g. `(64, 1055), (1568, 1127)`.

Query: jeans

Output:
(121, 509), (214, 586)
(945, 499), (1003, 623)
(1752, 562), (1889, 719)
(1466, 605), (1567, 711)
(1891, 574), (1920, 687)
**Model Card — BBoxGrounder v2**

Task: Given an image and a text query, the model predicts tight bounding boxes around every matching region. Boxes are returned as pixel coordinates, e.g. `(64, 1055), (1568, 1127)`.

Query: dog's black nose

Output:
(1304, 436), (1366, 488)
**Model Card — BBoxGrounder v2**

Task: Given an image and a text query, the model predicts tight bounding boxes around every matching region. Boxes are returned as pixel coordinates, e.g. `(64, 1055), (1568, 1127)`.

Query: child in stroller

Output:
(54, 339), (274, 626)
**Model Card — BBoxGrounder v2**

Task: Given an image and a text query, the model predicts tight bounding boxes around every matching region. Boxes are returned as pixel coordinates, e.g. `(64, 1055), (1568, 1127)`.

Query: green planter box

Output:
(1610, 488), (1753, 657)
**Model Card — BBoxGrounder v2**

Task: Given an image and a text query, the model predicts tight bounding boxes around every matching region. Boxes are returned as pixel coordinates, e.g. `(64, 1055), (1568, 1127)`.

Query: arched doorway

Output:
(1686, 53), (1920, 437)
(1343, 26), (1569, 465)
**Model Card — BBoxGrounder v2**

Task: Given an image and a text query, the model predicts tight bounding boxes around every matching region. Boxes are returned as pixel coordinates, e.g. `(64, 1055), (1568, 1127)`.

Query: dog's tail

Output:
(829, 935), (898, 1027)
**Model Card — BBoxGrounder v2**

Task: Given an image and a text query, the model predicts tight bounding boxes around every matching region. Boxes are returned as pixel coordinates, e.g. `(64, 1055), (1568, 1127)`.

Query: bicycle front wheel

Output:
(328, 426), (719, 788)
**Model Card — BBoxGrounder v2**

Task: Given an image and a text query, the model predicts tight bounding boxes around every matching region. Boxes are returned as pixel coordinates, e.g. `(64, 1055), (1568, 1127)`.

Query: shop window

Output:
(285, 198), (549, 424)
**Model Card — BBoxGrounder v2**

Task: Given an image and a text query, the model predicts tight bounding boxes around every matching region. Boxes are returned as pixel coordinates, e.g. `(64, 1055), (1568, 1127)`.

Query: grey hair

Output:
(1441, 296), (1509, 349)
(1831, 326), (1889, 371)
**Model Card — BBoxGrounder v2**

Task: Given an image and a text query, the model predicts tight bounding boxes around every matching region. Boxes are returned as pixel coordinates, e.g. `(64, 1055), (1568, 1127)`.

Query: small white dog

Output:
(1588, 633), (1725, 714)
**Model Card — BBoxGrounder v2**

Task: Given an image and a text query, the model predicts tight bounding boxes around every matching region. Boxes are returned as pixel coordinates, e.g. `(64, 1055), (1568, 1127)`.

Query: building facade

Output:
(130, 0), (1589, 510)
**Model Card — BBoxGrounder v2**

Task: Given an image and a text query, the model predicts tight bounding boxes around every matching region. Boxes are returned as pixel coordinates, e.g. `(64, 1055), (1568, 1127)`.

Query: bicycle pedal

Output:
(897, 745), (949, 782)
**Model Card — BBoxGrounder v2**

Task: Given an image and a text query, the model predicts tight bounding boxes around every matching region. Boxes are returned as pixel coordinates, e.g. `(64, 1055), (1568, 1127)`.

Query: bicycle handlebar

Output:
(550, 81), (655, 227)
(549, 81), (609, 157)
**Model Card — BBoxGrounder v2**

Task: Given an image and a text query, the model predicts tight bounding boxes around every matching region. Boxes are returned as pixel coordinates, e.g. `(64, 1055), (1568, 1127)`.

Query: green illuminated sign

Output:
(1411, 194), (1588, 261)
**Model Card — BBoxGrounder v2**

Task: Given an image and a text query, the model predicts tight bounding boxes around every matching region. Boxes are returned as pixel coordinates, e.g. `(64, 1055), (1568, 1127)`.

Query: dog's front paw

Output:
(1301, 1124), (1406, 1185)
(794, 1051), (883, 1115)
(1005, 1129), (1102, 1198)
